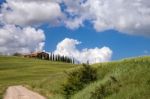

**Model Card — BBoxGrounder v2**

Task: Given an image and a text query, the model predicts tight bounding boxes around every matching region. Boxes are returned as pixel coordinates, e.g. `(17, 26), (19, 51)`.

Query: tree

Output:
(52, 53), (55, 61)
(72, 58), (75, 64)
(13, 52), (22, 56)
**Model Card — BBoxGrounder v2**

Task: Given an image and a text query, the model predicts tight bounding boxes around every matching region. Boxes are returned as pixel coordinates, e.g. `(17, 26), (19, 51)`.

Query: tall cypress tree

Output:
(58, 55), (61, 62)
(53, 53), (55, 61)
(72, 58), (74, 64)
(56, 55), (58, 61)
(50, 52), (52, 61)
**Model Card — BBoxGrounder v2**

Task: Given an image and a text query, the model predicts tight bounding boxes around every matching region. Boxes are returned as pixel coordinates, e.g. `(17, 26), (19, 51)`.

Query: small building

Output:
(24, 51), (49, 60)
(37, 52), (49, 60)
(24, 52), (40, 58)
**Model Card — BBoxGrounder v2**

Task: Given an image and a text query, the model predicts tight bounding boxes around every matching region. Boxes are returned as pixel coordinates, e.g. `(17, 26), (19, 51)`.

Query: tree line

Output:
(36, 52), (75, 64)
(49, 53), (75, 64)
(13, 52), (76, 64)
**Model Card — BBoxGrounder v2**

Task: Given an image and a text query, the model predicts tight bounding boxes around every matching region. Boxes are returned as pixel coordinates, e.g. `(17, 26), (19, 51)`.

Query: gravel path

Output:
(4, 85), (46, 99)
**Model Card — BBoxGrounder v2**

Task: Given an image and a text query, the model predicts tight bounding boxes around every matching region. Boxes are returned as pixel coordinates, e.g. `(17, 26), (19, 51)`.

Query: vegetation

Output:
(13, 52), (22, 56)
(90, 76), (120, 99)
(62, 64), (97, 98)
(72, 56), (150, 99)
(37, 52), (75, 64)
(0, 56), (150, 99)
(0, 56), (77, 99)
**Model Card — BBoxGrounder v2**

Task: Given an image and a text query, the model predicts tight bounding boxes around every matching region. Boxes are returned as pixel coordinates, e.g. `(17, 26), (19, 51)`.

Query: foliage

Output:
(62, 64), (97, 98)
(13, 52), (22, 56)
(0, 56), (76, 99)
(0, 56), (150, 99)
(48, 53), (74, 64)
(71, 56), (150, 99)
(90, 76), (120, 99)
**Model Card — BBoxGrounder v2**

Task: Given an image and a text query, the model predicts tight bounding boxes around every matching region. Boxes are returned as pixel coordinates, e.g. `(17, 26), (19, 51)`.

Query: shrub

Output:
(13, 52), (22, 56)
(90, 76), (120, 99)
(62, 64), (97, 99)
(80, 64), (97, 83)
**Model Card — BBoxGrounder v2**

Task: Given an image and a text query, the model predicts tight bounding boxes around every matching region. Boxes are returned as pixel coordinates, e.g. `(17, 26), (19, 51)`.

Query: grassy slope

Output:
(0, 56), (150, 99)
(0, 56), (77, 99)
(72, 56), (150, 99)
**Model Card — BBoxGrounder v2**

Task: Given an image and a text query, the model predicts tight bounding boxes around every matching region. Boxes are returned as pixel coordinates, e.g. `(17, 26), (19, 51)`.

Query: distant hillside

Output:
(0, 56), (150, 99)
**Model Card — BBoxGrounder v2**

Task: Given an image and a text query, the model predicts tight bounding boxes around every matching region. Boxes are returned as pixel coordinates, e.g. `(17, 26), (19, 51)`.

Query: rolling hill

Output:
(0, 56), (150, 99)
(72, 56), (150, 99)
(0, 56), (77, 99)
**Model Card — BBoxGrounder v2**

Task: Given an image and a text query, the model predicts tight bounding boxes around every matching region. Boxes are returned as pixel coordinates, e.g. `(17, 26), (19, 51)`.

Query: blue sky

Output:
(41, 24), (150, 61)
(0, 0), (150, 63)
(0, 0), (4, 4)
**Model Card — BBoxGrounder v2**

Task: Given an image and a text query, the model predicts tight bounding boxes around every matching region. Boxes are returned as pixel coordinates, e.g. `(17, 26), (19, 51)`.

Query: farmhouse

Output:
(23, 52), (74, 64)
(37, 52), (49, 60)
(24, 52), (49, 60)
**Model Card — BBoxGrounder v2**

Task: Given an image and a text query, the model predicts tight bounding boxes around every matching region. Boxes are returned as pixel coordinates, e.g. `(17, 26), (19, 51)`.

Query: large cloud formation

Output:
(1, 0), (150, 36)
(0, 0), (60, 55)
(54, 38), (112, 64)
(63, 0), (150, 36)
(0, 25), (45, 55)
(0, 0), (149, 55)
(0, 0), (63, 26)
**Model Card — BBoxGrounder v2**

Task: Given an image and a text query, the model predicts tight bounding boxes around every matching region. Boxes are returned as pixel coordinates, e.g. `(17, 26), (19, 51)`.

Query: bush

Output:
(80, 64), (97, 83)
(13, 52), (22, 56)
(90, 76), (121, 99)
(62, 64), (97, 99)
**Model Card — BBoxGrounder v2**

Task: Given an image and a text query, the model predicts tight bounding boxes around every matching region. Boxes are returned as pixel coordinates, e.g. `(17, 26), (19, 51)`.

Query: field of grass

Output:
(0, 56), (77, 99)
(72, 56), (150, 99)
(0, 56), (150, 99)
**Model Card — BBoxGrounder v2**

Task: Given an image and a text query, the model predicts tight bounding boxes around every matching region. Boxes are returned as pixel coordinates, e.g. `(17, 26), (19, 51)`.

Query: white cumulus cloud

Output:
(0, 0), (63, 26)
(0, 0), (150, 36)
(0, 25), (45, 55)
(62, 0), (150, 36)
(54, 38), (112, 64)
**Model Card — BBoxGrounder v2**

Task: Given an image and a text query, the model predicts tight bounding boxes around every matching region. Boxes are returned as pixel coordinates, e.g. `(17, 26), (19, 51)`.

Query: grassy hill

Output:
(72, 56), (150, 99)
(0, 56), (150, 99)
(0, 56), (77, 99)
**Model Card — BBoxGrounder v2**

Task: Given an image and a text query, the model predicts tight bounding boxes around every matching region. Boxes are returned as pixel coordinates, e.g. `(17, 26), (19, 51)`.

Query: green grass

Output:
(72, 56), (150, 99)
(0, 56), (78, 99)
(0, 56), (150, 99)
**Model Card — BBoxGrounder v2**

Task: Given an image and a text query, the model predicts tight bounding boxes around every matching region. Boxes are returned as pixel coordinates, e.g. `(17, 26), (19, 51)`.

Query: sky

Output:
(0, 0), (150, 63)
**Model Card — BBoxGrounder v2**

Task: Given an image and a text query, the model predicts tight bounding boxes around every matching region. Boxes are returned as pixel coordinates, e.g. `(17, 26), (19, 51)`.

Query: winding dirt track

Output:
(4, 85), (46, 99)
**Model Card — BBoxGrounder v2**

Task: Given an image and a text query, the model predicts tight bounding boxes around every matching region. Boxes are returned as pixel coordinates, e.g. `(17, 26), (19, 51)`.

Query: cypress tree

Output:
(50, 52), (52, 61)
(72, 58), (74, 64)
(58, 55), (61, 62)
(53, 53), (55, 61)
(56, 55), (58, 61)
(62, 56), (65, 62)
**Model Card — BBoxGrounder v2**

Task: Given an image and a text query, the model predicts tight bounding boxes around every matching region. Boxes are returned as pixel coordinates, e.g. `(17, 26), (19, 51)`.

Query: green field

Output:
(0, 56), (78, 99)
(72, 56), (150, 99)
(0, 56), (150, 99)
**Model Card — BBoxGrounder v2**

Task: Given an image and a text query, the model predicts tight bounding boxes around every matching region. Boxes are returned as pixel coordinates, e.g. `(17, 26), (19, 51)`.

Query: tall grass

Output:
(0, 56), (77, 99)
(0, 56), (150, 99)
(71, 56), (150, 99)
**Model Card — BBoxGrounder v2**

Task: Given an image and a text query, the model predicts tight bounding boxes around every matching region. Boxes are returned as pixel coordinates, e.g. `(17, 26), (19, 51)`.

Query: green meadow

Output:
(0, 56), (77, 99)
(72, 56), (150, 99)
(0, 56), (150, 99)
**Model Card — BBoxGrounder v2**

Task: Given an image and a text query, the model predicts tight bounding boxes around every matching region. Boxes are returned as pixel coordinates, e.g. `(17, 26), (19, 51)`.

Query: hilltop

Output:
(0, 56), (150, 99)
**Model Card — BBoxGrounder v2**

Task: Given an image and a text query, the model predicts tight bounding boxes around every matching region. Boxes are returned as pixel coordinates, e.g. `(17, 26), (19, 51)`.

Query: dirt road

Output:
(4, 85), (46, 99)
